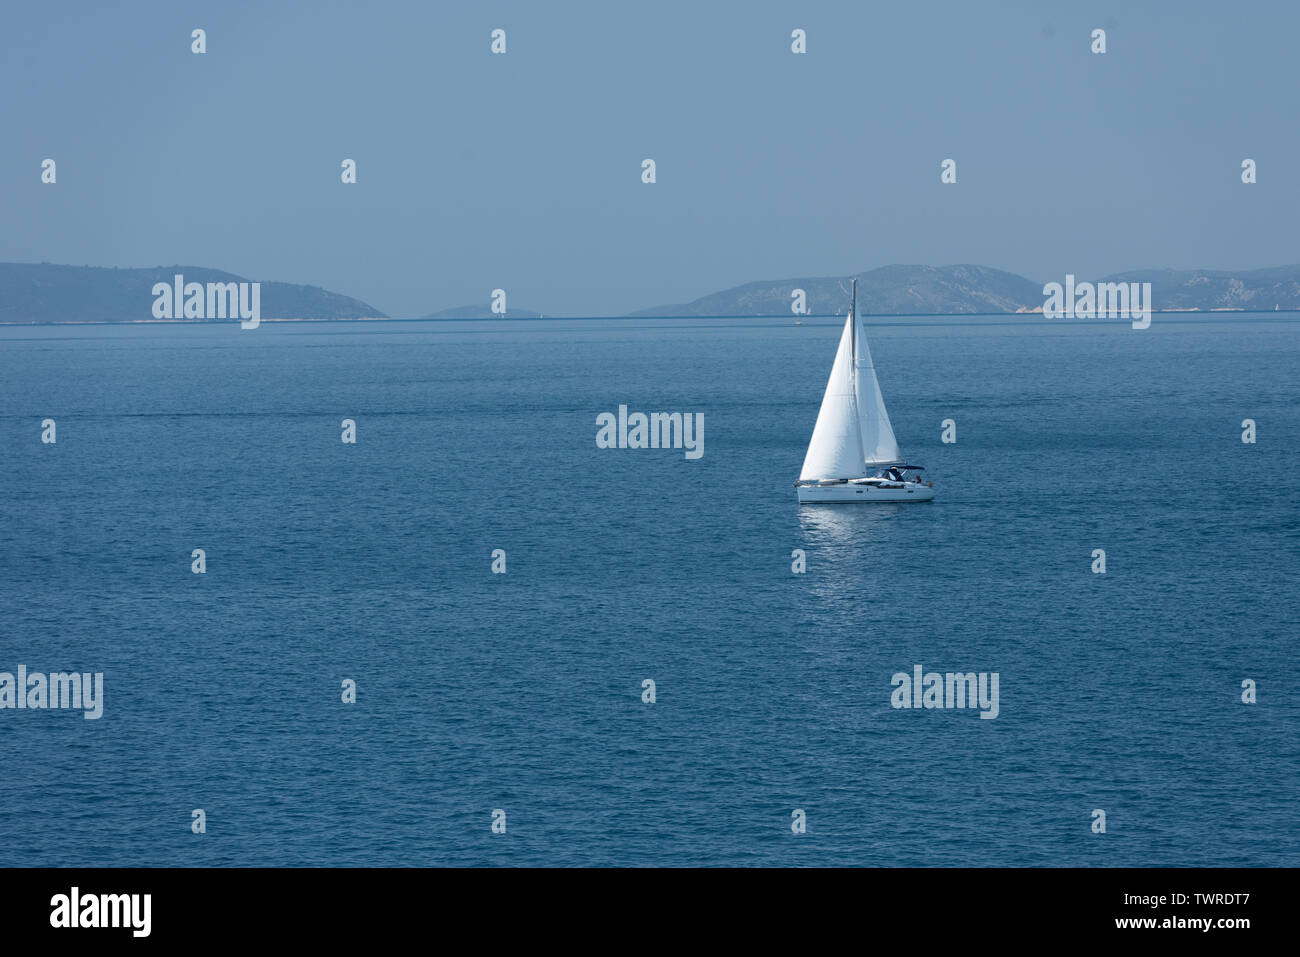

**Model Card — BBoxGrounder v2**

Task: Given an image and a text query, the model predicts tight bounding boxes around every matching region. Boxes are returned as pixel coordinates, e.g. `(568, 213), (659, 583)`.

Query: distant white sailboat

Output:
(795, 279), (935, 503)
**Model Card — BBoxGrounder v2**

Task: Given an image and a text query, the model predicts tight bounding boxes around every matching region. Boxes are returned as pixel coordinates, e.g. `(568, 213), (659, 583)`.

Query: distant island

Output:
(421, 304), (544, 319)
(0, 263), (386, 324)
(630, 264), (1300, 317)
(4, 261), (1300, 323)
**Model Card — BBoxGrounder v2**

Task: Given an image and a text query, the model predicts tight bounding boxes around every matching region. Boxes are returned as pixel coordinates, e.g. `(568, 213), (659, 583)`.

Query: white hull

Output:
(797, 483), (936, 504)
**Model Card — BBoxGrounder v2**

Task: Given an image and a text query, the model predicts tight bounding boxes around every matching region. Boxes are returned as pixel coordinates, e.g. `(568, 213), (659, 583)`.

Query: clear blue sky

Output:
(2, 0), (1296, 316)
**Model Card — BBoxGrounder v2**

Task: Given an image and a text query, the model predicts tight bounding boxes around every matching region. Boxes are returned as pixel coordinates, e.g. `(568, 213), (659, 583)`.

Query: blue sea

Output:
(1, 313), (1297, 867)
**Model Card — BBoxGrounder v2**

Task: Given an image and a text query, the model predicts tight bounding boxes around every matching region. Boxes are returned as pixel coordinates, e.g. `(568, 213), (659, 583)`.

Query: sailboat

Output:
(794, 279), (935, 503)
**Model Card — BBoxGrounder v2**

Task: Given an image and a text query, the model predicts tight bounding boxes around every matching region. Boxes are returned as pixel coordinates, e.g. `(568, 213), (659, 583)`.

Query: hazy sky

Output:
(3, 0), (1297, 317)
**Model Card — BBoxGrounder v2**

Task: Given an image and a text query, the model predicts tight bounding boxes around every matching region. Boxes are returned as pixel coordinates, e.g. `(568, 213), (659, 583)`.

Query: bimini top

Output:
(881, 464), (924, 471)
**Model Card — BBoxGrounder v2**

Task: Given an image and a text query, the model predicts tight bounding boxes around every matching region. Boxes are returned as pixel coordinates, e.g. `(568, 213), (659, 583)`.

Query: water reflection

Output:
(795, 504), (919, 605)
(796, 502), (911, 548)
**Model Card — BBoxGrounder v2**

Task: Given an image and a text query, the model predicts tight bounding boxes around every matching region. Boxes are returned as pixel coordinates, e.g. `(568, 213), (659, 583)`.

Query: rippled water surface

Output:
(1, 314), (1297, 866)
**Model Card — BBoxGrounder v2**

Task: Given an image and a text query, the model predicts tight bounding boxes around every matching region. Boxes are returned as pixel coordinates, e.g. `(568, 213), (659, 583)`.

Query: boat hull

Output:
(796, 483), (936, 504)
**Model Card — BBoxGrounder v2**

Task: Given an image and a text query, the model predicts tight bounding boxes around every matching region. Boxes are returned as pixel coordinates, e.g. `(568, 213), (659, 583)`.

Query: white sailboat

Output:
(795, 279), (935, 504)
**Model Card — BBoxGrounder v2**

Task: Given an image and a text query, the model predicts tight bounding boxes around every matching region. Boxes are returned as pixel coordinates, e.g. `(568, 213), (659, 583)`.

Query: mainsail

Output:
(798, 300), (901, 480)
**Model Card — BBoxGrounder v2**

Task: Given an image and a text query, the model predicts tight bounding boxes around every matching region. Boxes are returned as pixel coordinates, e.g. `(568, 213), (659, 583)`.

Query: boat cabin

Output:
(852, 465), (927, 486)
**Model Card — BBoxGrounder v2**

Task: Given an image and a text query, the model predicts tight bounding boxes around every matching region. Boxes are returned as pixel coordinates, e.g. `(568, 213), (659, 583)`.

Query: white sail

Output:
(853, 308), (901, 466)
(799, 303), (901, 480)
(800, 314), (863, 480)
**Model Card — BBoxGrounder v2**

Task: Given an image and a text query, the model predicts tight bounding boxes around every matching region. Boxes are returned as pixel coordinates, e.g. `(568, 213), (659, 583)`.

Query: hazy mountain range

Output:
(632, 265), (1044, 317)
(631, 264), (1300, 316)
(422, 304), (544, 319)
(0, 263), (385, 323)
(3, 261), (1300, 323)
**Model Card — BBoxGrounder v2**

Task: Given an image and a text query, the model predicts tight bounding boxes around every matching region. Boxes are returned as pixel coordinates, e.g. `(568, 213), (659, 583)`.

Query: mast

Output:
(849, 278), (857, 369)
(848, 277), (866, 468)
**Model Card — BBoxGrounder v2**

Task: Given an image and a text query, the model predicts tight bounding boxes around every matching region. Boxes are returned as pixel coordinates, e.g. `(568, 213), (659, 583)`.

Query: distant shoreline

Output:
(4, 307), (1299, 326)
(8, 262), (1300, 323)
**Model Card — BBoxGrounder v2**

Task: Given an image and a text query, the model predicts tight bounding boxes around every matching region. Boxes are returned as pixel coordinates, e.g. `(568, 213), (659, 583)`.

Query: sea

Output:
(1, 312), (1297, 866)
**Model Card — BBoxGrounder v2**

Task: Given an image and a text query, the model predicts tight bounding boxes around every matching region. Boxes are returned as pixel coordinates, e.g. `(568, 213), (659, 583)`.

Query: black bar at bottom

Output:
(0, 867), (1284, 943)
